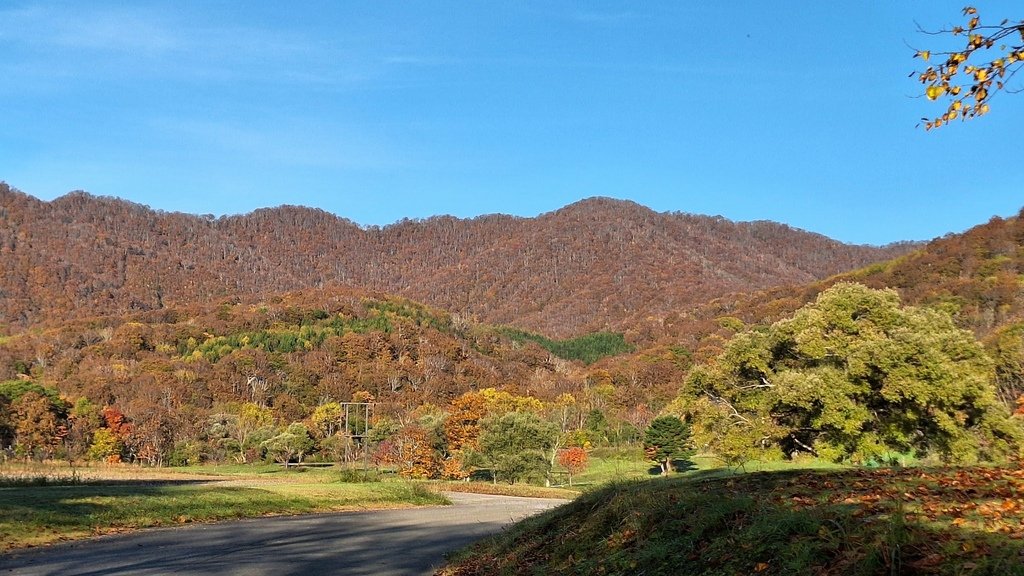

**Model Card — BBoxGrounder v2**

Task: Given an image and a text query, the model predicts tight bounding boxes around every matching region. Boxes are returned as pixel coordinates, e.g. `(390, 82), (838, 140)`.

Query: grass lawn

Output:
(0, 462), (446, 552)
(553, 447), (847, 489)
(431, 481), (576, 499)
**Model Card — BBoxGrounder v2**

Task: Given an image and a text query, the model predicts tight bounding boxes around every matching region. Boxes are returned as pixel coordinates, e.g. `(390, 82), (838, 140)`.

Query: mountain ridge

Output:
(0, 183), (917, 336)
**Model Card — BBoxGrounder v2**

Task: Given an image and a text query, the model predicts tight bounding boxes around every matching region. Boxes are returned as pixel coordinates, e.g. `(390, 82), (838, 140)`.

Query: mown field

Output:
(0, 451), (739, 552)
(0, 463), (446, 552)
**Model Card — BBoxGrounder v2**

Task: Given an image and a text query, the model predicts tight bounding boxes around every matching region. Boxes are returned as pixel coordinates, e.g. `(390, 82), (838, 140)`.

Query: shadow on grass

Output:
(646, 458), (697, 476)
(0, 483), (284, 551)
(442, 466), (1024, 576)
(0, 478), (214, 488)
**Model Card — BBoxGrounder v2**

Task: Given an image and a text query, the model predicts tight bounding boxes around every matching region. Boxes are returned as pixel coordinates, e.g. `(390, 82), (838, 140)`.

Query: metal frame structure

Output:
(339, 402), (373, 465)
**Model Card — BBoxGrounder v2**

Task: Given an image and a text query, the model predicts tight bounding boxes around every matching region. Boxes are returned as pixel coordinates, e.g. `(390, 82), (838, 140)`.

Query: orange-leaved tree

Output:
(375, 425), (441, 479)
(13, 391), (64, 460)
(443, 391), (487, 452)
(556, 446), (589, 486)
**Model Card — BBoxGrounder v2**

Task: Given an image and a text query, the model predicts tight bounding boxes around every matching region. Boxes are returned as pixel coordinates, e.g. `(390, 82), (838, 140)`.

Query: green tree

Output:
(475, 412), (557, 484)
(66, 398), (102, 461)
(681, 283), (1021, 465)
(643, 416), (693, 475)
(235, 403), (275, 463)
(583, 409), (610, 446)
(167, 440), (202, 466)
(261, 423), (315, 464)
(987, 323), (1024, 408)
(0, 380), (64, 405)
(88, 427), (123, 462)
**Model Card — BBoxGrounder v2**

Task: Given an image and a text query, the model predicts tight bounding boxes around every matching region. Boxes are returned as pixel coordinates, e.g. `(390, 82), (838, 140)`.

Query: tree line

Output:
(3, 283), (1021, 478)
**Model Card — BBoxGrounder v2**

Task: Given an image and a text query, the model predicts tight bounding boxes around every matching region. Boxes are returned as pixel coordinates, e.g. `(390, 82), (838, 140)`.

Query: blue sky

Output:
(1, 1), (1020, 245)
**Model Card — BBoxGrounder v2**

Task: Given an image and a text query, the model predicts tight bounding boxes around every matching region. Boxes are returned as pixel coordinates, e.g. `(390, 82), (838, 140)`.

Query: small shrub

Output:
(337, 468), (381, 483)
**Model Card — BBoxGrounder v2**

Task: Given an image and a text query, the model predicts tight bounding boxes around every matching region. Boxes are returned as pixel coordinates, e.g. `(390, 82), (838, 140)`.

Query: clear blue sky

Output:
(1, 1), (1020, 245)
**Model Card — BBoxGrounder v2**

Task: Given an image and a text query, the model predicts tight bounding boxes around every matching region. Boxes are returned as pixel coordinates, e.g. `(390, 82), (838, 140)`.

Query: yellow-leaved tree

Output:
(912, 6), (1024, 129)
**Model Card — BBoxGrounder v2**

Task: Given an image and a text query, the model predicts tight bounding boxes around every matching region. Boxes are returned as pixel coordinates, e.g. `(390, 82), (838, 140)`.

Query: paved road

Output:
(0, 493), (566, 576)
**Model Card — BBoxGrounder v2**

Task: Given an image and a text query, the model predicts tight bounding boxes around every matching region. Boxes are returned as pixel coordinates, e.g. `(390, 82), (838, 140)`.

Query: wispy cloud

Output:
(150, 117), (407, 171)
(0, 3), (366, 87)
(382, 55), (448, 66)
(0, 4), (180, 54)
(571, 11), (638, 25)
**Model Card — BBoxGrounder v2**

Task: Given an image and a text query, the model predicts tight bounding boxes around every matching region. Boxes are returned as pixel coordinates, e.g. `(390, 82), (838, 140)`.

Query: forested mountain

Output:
(0, 183), (914, 337)
(644, 209), (1024, 404)
(683, 210), (1024, 337)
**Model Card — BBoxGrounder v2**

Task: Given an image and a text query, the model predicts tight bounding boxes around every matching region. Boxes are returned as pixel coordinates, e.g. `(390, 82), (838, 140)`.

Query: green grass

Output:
(555, 447), (654, 487)
(0, 472), (84, 487)
(0, 470), (446, 551)
(441, 465), (1024, 576)
(552, 447), (846, 490)
(169, 463), (304, 476)
(431, 481), (575, 500)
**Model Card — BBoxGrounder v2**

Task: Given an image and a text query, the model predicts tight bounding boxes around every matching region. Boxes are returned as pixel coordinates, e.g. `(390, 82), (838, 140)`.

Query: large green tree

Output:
(261, 423), (315, 464)
(679, 283), (1020, 465)
(643, 415), (693, 475)
(475, 411), (557, 484)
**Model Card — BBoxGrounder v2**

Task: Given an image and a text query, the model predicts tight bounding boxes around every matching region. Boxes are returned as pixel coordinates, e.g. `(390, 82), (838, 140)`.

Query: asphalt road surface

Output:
(0, 492), (566, 576)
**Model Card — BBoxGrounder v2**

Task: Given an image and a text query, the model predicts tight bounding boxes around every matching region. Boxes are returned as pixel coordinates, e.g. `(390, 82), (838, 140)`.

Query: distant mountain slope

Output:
(0, 183), (915, 336)
(661, 209), (1024, 357)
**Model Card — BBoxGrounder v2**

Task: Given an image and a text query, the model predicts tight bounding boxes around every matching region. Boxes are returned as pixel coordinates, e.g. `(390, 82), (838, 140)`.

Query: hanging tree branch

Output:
(734, 377), (775, 391)
(911, 6), (1024, 129)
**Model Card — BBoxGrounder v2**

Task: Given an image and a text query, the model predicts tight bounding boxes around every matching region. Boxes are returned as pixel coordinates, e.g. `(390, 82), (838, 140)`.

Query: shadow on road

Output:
(0, 493), (565, 576)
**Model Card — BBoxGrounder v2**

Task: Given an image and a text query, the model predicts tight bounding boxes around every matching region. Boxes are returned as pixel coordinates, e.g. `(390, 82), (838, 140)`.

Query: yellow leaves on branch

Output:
(914, 6), (1024, 130)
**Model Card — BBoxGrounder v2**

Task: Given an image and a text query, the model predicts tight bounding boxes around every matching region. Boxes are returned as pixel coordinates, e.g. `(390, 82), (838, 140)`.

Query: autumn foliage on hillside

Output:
(0, 286), (678, 466)
(0, 183), (914, 338)
(639, 209), (1024, 393)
